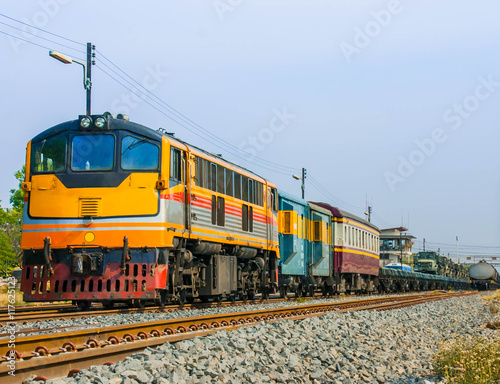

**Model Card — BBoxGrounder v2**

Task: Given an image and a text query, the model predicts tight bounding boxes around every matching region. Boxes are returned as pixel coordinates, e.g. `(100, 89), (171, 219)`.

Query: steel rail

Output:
(0, 291), (478, 382)
(0, 296), (313, 324)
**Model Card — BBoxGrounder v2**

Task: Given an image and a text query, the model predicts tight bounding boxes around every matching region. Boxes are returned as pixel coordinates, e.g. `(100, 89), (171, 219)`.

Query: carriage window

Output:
(210, 163), (217, 191)
(170, 148), (181, 182)
(248, 179), (254, 204)
(72, 135), (114, 171)
(271, 188), (278, 211)
(242, 176), (249, 202)
(122, 136), (158, 170)
(234, 173), (241, 200)
(225, 169), (233, 197)
(195, 157), (203, 187)
(217, 164), (225, 193)
(33, 135), (66, 173)
(202, 160), (209, 188)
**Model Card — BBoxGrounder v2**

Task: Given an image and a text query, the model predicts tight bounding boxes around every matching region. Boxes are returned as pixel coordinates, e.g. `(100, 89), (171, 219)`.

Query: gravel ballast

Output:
(24, 294), (495, 384)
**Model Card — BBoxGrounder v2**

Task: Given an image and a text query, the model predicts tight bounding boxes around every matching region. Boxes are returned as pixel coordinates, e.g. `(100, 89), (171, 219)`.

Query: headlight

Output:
(94, 116), (106, 128)
(80, 116), (92, 128)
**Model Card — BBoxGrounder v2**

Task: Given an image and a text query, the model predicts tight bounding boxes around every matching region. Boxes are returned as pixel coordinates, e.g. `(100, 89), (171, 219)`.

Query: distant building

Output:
(379, 227), (416, 267)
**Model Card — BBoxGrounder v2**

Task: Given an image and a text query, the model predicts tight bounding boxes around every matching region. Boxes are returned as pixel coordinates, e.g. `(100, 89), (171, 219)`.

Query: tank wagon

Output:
(469, 261), (499, 290)
(20, 114), (470, 307)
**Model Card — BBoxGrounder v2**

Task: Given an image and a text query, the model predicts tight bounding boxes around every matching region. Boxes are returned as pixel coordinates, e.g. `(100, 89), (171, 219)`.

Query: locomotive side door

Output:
(169, 146), (191, 232)
(182, 150), (193, 234)
(267, 187), (278, 248)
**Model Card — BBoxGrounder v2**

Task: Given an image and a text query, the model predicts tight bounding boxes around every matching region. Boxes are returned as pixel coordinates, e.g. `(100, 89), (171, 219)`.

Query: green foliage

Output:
(0, 230), (16, 278)
(9, 165), (25, 211)
(0, 167), (25, 277)
(433, 334), (500, 383)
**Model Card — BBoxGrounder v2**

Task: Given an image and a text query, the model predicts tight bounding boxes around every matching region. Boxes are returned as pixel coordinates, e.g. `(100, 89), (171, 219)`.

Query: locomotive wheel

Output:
(178, 289), (187, 306)
(308, 286), (315, 297)
(229, 294), (236, 304)
(103, 300), (114, 310)
(279, 286), (287, 298)
(247, 291), (255, 301)
(157, 290), (168, 308)
(77, 301), (91, 311)
(240, 292), (248, 303)
(134, 299), (146, 309)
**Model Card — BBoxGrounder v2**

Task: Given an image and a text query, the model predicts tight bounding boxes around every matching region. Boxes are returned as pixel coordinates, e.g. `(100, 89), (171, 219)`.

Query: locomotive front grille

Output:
(79, 198), (101, 217)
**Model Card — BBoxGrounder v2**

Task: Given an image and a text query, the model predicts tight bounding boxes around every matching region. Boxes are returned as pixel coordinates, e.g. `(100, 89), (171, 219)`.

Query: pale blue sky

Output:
(1, 1), (499, 259)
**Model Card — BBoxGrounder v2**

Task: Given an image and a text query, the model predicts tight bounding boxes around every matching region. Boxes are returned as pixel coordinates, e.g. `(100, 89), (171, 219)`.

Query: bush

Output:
(433, 334), (500, 383)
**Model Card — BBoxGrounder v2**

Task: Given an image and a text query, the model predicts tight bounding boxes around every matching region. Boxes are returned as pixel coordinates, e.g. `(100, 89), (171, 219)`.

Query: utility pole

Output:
(293, 168), (306, 199)
(456, 236), (459, 264)
(301, 168), (306, 199)
(49, 42), (94, 115)
(423, 238), (425, 252)
(86, 42), (95, 116)
(400, 231), (403, 266)
(365, 203), (372, 222)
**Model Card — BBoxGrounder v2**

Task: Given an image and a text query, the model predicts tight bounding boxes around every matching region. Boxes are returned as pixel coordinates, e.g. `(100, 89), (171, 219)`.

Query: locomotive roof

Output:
(32, 116), (272, 184)
(31, 117), (164, 143)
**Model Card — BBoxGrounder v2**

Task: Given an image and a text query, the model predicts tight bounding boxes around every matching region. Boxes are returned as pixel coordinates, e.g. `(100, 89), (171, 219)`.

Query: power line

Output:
(0, 20), (85, 54)
(0, 12), (300, 175)
(307, 176), (366, 218)
(308, 174), (365, 211)
(0, 13), (85, 47)
(425, 241), (500, 249)
(0, 28), (85, 62)
(96, 51), (298, 173)
(96, 65), (296, 177)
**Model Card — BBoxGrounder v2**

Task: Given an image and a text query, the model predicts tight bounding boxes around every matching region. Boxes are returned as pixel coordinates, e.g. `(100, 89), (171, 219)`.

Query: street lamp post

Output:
(49, 42), (94, 115)
(292, 168), (306, 199)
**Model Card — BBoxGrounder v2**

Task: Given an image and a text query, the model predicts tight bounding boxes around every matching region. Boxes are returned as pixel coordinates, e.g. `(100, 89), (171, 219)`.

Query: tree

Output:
(10, 166), (25, 212)
(0, 167), (25, 277)
(0, 230), (16, 278)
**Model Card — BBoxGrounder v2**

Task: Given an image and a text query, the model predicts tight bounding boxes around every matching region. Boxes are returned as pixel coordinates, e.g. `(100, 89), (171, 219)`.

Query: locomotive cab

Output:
(21, 115), (168, 307)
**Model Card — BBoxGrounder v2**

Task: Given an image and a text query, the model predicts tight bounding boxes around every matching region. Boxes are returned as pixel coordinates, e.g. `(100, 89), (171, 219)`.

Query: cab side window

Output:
(170, 148), (182, 186)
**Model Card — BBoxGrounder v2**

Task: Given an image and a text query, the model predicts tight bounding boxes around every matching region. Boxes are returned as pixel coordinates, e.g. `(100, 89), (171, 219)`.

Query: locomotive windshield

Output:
(72, 134), (115, 171)
(121, 135), (159, 170)
(33, 135), (66, 173)
(31, 129), (160, 174)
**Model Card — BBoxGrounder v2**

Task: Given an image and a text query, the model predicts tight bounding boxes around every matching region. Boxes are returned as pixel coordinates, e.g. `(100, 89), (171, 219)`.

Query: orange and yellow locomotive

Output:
(20, 114), (279, 308)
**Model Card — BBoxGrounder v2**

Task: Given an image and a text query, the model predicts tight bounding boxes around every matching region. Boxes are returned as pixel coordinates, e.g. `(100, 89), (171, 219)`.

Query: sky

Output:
(1, 0), (499, 262)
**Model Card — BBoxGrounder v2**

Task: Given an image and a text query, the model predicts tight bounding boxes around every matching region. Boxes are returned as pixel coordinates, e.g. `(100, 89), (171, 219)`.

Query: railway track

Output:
(0, 291), (478, 382)
(0, 295), (326, 324)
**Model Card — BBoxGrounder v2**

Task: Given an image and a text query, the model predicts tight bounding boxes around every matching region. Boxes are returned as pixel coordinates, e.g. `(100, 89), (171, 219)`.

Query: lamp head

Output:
(49, 50), (73, 64)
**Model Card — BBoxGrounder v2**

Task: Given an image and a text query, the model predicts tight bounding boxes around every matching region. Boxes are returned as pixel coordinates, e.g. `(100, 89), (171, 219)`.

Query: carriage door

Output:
(169, 147), (191, 230)
(267, 187), (278, 247)
(183, 151), (193, 232)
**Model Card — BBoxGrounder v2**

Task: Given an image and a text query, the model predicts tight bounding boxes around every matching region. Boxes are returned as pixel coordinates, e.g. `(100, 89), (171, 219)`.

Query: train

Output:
(469, 261), (500, 290)
(19, 114), (470, 308)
